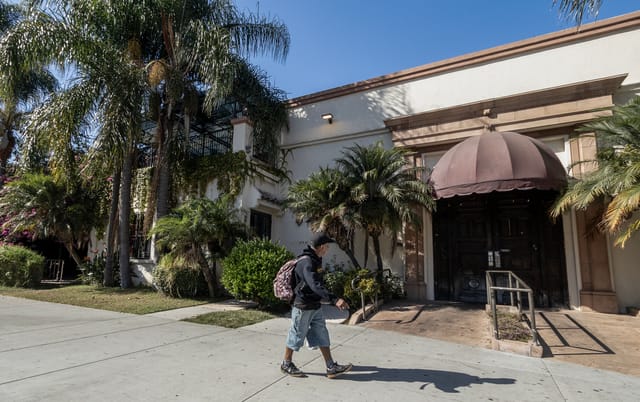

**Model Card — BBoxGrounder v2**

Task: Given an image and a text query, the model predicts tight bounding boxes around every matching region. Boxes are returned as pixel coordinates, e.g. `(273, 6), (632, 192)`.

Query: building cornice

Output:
(385, 74), (627, 130)
(287, 11), (640, 108)
(388, 74), (626, 149)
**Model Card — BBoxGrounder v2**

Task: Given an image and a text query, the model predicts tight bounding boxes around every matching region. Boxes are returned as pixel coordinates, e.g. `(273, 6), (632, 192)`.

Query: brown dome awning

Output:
(430, 131), (567, 199)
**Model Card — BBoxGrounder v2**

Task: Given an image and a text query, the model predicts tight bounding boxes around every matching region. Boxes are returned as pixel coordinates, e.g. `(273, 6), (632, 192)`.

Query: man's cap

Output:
(311, 232), (335, 248)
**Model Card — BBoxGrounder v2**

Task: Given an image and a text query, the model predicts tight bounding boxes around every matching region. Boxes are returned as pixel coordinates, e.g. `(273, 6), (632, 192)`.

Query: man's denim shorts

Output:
(286, 306), (330, 351)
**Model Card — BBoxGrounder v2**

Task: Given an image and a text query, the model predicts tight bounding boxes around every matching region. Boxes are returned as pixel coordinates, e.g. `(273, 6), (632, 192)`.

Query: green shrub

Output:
(0, 245), (44, 287)
(324, 269), (348, 299)
(79, 254), (120, 286)
(344, 268), (380, 307)
(324, 265), (386, 309)
(381, 271), (406, 300)
(153, 254), (208, 298)
(221, 238), (294, 307)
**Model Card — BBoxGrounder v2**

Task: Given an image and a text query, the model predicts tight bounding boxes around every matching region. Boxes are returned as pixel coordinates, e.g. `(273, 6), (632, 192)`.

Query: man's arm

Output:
(299, 262), (336, 303)
(299, 260), (348, 309)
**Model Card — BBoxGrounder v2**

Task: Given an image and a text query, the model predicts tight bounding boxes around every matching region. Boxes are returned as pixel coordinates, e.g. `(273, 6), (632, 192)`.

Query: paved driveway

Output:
(2, 295), (640, 401)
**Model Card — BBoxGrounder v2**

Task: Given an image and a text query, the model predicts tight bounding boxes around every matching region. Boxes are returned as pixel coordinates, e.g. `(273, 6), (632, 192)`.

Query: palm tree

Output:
(0, 68), (57, 177)
(0, 1), (57, 178)
(148, 196), (247, 298)
(143, 0), (290, 225)
(0, 1), (290, 287)
(286, 167), (361, 268)
(336, 142), (436, 279)
(0, 1), (155, 287)
(551, 96), (640, 247)
(0, 173), (101, 267)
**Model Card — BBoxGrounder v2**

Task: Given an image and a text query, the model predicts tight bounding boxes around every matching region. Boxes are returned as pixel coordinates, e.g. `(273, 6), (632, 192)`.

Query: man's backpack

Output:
(273, 257), (306, 301)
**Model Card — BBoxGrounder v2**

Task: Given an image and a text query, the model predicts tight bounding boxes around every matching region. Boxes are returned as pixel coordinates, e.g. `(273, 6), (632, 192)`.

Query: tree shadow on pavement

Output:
(334, 365), (516, 393)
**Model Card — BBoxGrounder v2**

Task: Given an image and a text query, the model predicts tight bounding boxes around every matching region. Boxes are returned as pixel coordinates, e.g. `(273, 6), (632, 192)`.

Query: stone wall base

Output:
(580, 290), (619, 314)
(405, 281), (427, 302)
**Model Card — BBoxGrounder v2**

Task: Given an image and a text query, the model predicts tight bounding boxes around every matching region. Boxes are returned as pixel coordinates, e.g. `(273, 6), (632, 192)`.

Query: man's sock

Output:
(326, 360), (335, 369)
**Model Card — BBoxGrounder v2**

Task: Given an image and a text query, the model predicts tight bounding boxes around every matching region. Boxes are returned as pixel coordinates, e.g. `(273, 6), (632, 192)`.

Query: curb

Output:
(348, 300), (384, 325)
(490, 336), (543, 358)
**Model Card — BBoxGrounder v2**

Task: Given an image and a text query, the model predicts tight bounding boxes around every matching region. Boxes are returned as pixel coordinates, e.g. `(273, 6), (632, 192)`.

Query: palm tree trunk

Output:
(194, 244), (217, 298)
(364, 233), (369, 268)
(118, 147), (134, 288)
(156, 150), (170, 218)
(104, 168), (121, 286)
(372, 234), (384, 282)
(0, 130), (15, 179)
(335, 236), (361, 268)
(64, 242), (83, 270)
(156, 107), (174, 221)
(344, 248), (361, 269)
(340, 247), (360, 269)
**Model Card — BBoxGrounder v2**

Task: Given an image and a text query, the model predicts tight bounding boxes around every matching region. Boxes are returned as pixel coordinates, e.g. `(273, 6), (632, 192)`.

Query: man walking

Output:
(281, 232), (352, 379)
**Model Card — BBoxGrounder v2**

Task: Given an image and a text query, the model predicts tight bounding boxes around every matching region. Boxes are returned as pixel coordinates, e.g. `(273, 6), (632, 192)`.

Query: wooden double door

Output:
(432, 190), (567, 307)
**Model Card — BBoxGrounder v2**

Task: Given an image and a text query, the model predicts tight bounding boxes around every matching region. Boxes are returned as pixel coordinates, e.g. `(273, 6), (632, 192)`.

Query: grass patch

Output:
(490, 310), (532, 342)
(0, 284), (212, 315)
(184, 309), (277, 328)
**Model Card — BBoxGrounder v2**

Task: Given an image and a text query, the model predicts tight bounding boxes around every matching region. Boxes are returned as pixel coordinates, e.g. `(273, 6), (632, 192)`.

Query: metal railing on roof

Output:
(486, 270), (539, 345)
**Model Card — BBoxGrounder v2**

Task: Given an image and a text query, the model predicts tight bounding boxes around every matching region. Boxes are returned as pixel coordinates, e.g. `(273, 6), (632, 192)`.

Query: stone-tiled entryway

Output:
(360, 301), (491, 349)
(363, 300), (640, 377)
(536, 310), (640, 377)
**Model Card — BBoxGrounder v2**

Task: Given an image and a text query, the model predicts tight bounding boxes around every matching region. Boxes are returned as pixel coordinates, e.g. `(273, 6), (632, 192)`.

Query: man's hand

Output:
(335, 298), (349, 310)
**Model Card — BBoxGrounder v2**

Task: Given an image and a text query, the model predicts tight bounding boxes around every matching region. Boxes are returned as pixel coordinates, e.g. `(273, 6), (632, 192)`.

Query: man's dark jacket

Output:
(292, 246), (338, 310)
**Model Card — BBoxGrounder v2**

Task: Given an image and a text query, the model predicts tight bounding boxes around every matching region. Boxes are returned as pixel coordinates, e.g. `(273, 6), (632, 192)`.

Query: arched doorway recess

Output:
(429, 131), (568, 307)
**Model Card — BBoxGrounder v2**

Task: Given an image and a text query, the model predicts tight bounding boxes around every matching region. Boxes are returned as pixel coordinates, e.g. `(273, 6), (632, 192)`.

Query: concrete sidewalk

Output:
(2, 295), (640, 401)
(145, 299), (258, 320)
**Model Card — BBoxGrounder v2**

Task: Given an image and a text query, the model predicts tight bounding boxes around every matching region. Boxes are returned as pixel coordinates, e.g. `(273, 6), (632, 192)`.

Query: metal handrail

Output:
(351, 269), (391, 321)
(485, 270), (538, 345)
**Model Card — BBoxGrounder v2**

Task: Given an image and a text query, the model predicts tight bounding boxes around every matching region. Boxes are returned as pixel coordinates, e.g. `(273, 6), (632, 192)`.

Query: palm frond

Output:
(553, 0), (602, 25)
(552, 96), (640, 245)
(613, 219), (640, 248)
(602, 186), (640, 233)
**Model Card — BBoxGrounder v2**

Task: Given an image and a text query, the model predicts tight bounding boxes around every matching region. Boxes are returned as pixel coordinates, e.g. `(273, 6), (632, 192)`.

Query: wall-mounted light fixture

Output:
(321, 113), (333, 124)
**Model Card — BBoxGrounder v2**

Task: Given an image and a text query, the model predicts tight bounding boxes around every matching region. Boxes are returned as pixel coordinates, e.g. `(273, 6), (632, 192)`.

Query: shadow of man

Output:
(331, 365), (516, 393)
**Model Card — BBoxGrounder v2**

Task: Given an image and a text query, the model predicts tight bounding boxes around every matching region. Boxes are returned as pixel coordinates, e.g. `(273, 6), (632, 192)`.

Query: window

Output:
(250, 210), (272, 239)
(130, 213), (150, 259)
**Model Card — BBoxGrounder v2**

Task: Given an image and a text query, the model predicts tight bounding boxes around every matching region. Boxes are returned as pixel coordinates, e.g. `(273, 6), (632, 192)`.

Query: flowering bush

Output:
(0, 197), (34, 246)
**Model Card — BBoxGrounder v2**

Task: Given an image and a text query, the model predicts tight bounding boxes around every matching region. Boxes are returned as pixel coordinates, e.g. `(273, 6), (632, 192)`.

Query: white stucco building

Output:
(109, 11), (640, 313)
(230, 11), (640, 314)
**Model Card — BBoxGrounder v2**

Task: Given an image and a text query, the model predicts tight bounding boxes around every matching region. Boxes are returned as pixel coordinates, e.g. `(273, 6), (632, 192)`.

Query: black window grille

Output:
(130, 213), (150, 259)
(137, 99), (281, 164)
(187, 125), (233, 158)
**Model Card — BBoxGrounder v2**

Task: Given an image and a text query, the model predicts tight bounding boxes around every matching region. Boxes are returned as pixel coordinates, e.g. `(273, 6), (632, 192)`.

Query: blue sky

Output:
(236, 1), (640, 99)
